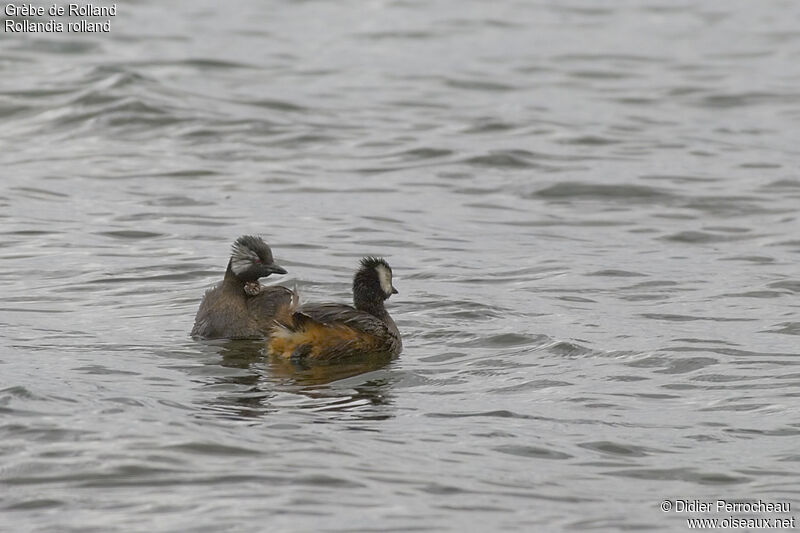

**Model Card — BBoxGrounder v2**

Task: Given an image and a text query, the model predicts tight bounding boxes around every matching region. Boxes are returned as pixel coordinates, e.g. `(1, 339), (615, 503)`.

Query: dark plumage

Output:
(191, 235), (293, 339)
(268, 257), (402, 361)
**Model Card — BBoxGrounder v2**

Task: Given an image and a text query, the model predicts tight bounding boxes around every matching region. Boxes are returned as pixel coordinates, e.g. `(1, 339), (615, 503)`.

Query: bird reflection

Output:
(266, 351), (394, 387)
(198, 339), (395, 420)
(217, 339), (265, 370)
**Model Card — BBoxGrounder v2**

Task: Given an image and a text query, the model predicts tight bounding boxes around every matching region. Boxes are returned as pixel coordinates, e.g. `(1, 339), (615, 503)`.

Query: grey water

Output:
(2, 1), (800, 531)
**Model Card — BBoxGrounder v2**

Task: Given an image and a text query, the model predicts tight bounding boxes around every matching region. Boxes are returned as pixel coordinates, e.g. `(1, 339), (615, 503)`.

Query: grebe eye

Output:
(254, 258), (261, 263)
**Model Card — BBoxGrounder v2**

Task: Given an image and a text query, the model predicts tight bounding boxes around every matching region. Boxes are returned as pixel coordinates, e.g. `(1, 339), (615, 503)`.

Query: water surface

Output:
(2, 1), (800, 531)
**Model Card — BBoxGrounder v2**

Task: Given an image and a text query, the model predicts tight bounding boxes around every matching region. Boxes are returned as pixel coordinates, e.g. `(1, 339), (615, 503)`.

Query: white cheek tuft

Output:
(231, 257), (251, 276)
(231, 243), (259, 275)
(375, 264), (393, 296)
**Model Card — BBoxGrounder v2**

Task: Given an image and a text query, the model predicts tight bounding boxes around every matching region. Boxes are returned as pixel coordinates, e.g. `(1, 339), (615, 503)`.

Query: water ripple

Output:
(3, 1), (800, 531)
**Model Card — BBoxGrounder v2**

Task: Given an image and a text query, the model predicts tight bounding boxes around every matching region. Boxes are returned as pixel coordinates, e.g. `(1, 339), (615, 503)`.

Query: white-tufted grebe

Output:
(268, 257), (401, 361)
(191, 235), (294, 339)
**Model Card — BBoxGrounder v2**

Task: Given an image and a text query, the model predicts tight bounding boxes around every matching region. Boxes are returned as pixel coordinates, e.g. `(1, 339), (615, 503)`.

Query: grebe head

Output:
(229, 235), (287, 282)
(353, 257), (398, 304)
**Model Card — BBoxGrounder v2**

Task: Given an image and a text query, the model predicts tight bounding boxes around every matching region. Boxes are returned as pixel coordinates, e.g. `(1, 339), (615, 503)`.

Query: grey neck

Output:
(222, 261), (245, 292)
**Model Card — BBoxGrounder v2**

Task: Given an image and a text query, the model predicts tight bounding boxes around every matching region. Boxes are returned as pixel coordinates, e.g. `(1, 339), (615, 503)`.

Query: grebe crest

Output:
(230, 235), (287, 282)
(354, 257), (398, 311)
